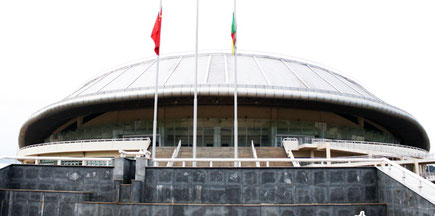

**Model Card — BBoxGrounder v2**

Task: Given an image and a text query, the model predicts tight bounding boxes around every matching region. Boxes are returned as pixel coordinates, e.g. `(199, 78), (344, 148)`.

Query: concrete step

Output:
(75, 202), (387, 216)
(174, 147), (255, 167)
(256, 147), (291, 167)
(153, 147), (176, 166)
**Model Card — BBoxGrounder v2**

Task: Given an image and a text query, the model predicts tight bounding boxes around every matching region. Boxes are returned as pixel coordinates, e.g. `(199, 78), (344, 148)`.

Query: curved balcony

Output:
(18, 138), (151, 157)
(18, 137), (428, 159)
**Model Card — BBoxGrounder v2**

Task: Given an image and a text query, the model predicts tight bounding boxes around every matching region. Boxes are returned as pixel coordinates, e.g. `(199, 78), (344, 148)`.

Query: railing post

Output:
(418, 180), (423, 193)
(57, 160), (61, 165)
(402, 170), (406, 183)
(209, 161), (213, 167)
(182, 161), (185, 167)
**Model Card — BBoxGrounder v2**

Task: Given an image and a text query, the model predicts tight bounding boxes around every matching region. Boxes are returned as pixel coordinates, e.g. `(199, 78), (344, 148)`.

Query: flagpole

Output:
(233, 0), (238, 167)
(152, 55), (159, 163)
(152, 0), (162, 164)
(193, 0), (199, 167)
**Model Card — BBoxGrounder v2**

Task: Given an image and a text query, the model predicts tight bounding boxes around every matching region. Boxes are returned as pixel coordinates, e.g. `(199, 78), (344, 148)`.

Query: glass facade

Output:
(46, 118), (399, 146)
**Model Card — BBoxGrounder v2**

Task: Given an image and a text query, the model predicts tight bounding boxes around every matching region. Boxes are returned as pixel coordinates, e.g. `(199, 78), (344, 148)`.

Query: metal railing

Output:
(119, 149), (151, 158)
(0, 156), (113, 166)
(251, 141), (260, 167)
(312, 138), (426, 152)
(311, 138), (428, 158)
(282, 137), (298, 142)
(421, 172), (435, 181)
(379, 158), (435, 204)
(20, 137), (151, 150)
(152, 157), (385, 168)
(167, 140), (182, 167)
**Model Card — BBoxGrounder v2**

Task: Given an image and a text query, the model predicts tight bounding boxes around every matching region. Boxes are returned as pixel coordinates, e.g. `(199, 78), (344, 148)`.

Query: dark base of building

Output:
(0, 161), (434, 216)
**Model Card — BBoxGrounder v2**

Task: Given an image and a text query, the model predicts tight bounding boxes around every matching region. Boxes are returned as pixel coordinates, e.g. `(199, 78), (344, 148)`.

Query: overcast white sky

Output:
(0, 0), (434, 155)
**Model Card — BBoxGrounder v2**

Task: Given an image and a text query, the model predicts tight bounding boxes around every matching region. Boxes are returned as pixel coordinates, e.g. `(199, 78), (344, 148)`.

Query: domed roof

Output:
(65, 51), (380, 102)
(19, 51), (430, 150)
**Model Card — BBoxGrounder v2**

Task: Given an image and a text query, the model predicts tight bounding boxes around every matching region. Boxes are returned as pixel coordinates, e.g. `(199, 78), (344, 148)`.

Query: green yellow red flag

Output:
(231, 13), (236, 55)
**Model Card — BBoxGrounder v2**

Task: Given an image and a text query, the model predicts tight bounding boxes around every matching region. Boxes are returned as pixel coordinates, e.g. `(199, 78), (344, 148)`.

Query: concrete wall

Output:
(377, 171), (435, 216)
(144, 167), (379, 204)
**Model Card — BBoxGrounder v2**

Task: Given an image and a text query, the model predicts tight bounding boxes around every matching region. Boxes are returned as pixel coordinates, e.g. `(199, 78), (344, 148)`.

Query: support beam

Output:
(326, 143), (331, 165)
(414, 160), (420, 175)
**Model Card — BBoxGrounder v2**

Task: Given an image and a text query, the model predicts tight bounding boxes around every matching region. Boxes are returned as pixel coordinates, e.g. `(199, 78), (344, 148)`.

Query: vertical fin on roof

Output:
(330, 72), (366, 97)
(163, 57), (183, 85)
(204, 55), (212, 83)
(336, 75), (371, 98)
(280, 59), (310, 89)
(70, 72), (110, 98)
(307, 65), (342, 93)
(97, 67), (132, 92)
(253, 56), (271, 85)
(126, 60), (156, 89)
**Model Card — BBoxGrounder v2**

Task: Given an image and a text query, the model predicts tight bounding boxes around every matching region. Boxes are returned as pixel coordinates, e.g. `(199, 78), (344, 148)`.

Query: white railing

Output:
(379, 158), (435, 204)
(152, 157), (385, 168)
(422, 172), (435, 181)
(312, 138), (428, 158)
(119, 149), (151, 158)
(251, 141), (260, 167)
(282, 137), (298, 142)
(0, 156), (112, 166)
(20, 137), (151, 150)
(167, 140), (182, 167)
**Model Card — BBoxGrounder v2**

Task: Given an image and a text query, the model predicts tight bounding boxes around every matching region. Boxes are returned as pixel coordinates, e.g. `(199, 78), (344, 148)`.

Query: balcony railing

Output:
(20, 137), (151, 150)
(311, 138), (428, 158)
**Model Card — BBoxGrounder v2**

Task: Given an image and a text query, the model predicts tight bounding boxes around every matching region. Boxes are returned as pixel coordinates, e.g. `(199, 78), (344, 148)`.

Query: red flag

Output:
(151, 9), (162, 55)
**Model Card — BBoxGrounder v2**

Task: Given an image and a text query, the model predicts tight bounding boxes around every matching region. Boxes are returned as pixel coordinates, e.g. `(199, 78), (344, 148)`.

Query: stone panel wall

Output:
(377, 170), (435, 216)
(0, 166), (10, 188)
(0, 189), (90, 216)
(144, 167), (379, 204)
(3, 165), (115, 202)
(76, 203), (386, 216)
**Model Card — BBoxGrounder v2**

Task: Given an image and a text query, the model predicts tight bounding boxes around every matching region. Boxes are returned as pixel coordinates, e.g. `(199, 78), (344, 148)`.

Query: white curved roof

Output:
(65, 51), (380, 102)
(21, 51), (431, 150)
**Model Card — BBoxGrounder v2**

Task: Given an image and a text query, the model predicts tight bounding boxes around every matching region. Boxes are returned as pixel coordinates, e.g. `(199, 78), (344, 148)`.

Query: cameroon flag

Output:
(231, 13), (236, 55)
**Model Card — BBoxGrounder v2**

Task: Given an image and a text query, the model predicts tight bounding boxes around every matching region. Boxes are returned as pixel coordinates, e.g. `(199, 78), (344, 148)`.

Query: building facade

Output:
(17, 52), (430, 159)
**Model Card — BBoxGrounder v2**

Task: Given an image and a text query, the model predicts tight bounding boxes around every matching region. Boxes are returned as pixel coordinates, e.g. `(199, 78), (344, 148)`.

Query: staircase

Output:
(256, 147), (290, 167)
(152, 147), (175, 166)
(174, 147), (254, 167)
(153, 147), (294, 167)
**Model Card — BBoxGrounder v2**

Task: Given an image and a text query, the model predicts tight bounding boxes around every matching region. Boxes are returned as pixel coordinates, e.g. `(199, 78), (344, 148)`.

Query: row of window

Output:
(46, 118), (399, 147)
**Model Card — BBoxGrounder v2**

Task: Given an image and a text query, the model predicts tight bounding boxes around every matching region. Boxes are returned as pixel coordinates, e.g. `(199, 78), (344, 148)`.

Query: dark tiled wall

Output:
(0, 166), (11, 188)
(3, 165), (115, 202)
(75, 203), (386, 216)
(0, 190), (89, 216)
(377, 170), (435, 216)
(144, 167), (379, 204)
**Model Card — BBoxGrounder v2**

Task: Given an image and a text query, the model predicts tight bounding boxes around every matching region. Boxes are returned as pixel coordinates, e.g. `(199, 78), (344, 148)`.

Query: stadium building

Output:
(1, 51), (434, 216)
(18, 51), (430, 160)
